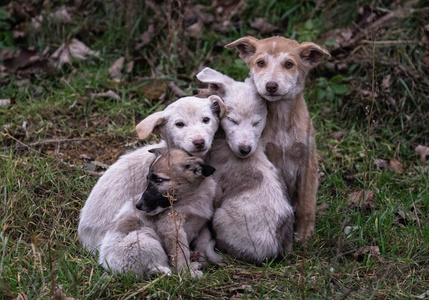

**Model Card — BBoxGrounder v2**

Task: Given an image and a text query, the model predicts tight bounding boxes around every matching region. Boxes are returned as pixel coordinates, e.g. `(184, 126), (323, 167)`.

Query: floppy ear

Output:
(298, 42), (330, 68)
(208, 95), (227, 119)
(136, 111), (166, 139)
(148, 147), (168, 157)
(200, 163), (216, 177)
(196, 67), (234, 96)
(225, 36), (259, 62)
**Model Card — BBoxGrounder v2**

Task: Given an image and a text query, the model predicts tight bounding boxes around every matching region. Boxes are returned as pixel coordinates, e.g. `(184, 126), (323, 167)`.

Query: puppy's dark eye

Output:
(227, 117), (238, 125)
(175, 122), (185, 128)
(285, 61), (293, 69)
(257, 60), (265, 67)
(203, 117), (210, 124)
(152, 174), (169, 183)
(185, 164), (191, 169)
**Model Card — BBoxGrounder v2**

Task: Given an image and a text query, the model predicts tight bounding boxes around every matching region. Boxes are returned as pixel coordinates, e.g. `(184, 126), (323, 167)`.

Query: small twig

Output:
(29, 138), (88, 146)
(1, 132), (31, 150)
(345, 4), (429, 48)
(361, 40), (423, 45)
(167, 81), (188, 98)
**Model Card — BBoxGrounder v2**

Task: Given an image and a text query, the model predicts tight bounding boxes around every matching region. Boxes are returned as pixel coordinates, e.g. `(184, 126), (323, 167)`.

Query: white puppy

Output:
(78, 96), (226, 252)
(196, 68), (294, 264)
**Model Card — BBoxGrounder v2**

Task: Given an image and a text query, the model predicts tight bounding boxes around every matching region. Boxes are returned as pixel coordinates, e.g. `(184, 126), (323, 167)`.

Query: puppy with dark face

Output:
(98, 148), (222, 277)
(136, 148), (216, 215)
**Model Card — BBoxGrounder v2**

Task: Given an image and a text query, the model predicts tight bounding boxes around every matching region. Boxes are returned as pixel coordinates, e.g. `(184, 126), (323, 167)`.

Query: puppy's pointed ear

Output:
(148, 147), (168, 157)
(225, 36), (259, 62)
(298, 42), (330, 68)
(196, 67), (235, 97)
(136, 111), (166, 139)
(208, 95), (227, 119)
(200, 163), (216, 177)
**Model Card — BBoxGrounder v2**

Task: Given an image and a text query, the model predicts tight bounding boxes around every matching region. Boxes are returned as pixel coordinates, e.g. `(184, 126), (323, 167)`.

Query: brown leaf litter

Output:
(108, 57), (125, 82)
(51, 38), (100, 69)
(1, 48), (54, 76)
(415, 145), (429, 163)
(348, 190), (376, 210)
(354, 245), (380, 261)
(31, 7), (73, 32)
(249, 18), (278, 34)
(49, 287), (77, 300)
(395, 208), (423, 227)
(90, 90), (121, 101)
(373, 157), (404, 173)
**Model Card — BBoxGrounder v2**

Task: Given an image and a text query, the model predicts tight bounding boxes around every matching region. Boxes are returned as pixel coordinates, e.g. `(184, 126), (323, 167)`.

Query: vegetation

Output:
(0, 0), (428, 299)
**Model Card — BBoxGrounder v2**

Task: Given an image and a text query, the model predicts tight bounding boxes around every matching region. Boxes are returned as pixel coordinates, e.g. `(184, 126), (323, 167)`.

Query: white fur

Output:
(197, 68), (294, 264)
(78, 96), (222, 252)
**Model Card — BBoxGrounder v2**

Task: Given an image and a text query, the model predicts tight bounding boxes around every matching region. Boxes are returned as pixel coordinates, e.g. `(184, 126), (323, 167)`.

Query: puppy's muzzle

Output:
(265, 81), (278, 93)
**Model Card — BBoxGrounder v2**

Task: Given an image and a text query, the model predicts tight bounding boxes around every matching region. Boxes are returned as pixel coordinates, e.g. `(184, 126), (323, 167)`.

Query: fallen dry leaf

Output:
(324, 27), (353, 51)
(414, 165), (428, 173)
(348, 190), (375, 210)
(249, 18), (278, 34)
(424, 56), (429, 68)
(186, 22), (203, 39)
(389, 158), (403, 174)
(360, 90), (378, 98)
(374, 158), (389, 170)
(381, 74), (391, 93)
(354, 245), (380, 260)
(135, 24), (155, 50)
(0, 99), (11, 107)
(415, 145), (429, 163)
(49, 287), (77, 300)
(51, 38), (99, 69)
(229, 285), (254, 299)
(108, 57), (124, 82)
(395, 208), (422, 226)
(422, 24), (429, 50)
(125, 61), (134, 73)
(90, 90), (121, 101)
(185, 5), (214, 26)
(31, 7), (72, 32)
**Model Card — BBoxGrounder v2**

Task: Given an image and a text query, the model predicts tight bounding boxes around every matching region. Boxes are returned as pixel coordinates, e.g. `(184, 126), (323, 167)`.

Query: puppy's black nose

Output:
(239, 145), (251, 156)
(193, 139), (205, 150)
(266, 81), (278, 93)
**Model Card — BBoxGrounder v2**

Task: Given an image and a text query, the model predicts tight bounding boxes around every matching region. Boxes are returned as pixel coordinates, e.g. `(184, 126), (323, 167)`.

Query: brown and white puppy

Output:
(225, 36), (329, 243)
(78, 96), (226, 252)
(197, 68), (294, 264)
(98, 148), (222, 277)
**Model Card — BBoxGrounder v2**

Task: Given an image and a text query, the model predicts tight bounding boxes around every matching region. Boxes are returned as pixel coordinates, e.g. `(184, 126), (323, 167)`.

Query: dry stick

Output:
(164, 139), (187, 272)
(361, 40), (423, 45)
(345, 5), (429, 48)
(1, 132), (31, 150)
(167, 81), (188, 98)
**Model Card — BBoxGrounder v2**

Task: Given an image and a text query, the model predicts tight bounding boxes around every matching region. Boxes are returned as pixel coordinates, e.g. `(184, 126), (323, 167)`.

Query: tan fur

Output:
(98, 149), (222, 277)
(226, 36), (330, 243)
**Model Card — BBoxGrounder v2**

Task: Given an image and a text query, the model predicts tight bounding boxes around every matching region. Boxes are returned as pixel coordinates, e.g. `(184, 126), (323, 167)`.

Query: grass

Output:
(1, 0), (429, 299)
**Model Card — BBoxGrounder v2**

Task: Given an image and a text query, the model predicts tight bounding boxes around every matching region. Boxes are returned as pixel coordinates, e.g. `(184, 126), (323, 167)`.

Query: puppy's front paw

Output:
(294, 225), (314, 244)
(190, 261), (202, 270)
(148, 266), (172, 276)
(189, 262), (203, 277)
(190, 269), (204, 278)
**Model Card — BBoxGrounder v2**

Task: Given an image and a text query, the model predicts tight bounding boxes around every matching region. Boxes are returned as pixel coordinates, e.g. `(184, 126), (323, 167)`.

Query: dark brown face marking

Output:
(136, 149), (215, 215)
